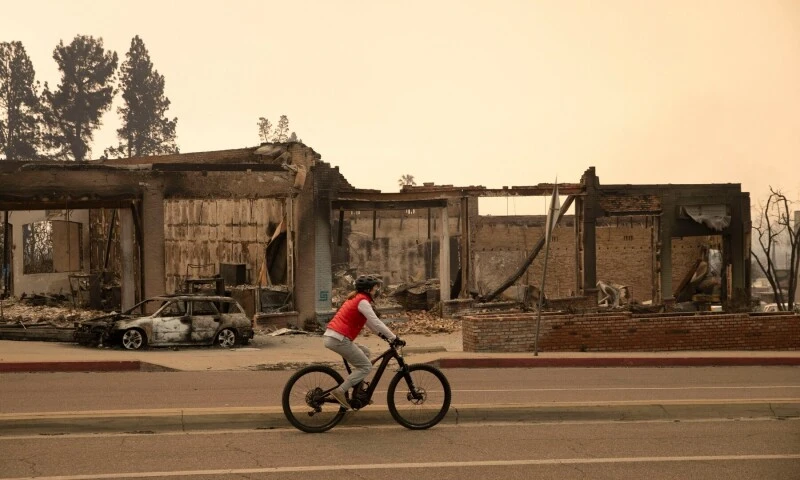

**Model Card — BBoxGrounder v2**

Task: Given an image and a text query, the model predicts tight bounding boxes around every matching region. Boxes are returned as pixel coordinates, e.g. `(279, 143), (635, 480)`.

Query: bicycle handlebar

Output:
(378, 333), (406, 348)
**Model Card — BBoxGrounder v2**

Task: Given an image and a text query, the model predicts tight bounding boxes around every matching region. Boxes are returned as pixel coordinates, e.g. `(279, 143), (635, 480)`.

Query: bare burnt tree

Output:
(751, 187), (800, 310)
(257, 117), (272, 143)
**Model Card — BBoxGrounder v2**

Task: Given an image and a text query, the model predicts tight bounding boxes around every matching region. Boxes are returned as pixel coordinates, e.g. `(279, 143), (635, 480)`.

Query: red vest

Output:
(327, 292), (372, 340)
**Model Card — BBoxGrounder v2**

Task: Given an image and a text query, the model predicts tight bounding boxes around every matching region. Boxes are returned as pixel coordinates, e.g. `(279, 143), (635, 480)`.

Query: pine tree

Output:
(106, 36), (177, 158)
(42, 35), (118, 161)
(0, 41), (42, 161)
(257, 117), (272, 143)
(274, 115), (289, 142)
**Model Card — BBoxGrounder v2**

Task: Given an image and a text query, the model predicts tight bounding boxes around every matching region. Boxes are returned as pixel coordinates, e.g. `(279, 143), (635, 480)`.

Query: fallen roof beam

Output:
(480, 194), (576, 302)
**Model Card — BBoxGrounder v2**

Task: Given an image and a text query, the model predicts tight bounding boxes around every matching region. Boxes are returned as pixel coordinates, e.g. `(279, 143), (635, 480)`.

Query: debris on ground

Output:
(1, 297), (106, 327)
(267, 328), (311, 337)
(373, 310), (461, 336)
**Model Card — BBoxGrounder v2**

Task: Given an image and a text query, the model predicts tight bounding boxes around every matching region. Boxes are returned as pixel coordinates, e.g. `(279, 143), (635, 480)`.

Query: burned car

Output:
(74, 295), (254, 350)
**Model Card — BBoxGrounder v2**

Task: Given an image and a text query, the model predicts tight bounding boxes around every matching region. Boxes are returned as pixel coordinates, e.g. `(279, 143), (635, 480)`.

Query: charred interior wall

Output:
(473, 215), (713, 303)
(6, 210), (90, 296)
(332, 207), (715, 303)
(163, 199), (284, 293)
(333, 206), (461, 286)
(474, 218), (576, 300)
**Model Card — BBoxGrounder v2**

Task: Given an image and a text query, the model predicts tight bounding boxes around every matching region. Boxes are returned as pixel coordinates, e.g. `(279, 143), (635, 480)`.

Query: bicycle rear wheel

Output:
(387, 364), (451, 430)
(282, 365), (346, 433)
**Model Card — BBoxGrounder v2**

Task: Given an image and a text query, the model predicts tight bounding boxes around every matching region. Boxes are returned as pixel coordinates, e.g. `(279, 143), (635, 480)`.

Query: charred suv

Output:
(74, 295), (254, 350)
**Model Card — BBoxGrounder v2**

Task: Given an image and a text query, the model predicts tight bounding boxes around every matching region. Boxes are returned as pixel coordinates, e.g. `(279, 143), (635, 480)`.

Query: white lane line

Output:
(456, 385), (800, 392)
(3, 454), (800, 479)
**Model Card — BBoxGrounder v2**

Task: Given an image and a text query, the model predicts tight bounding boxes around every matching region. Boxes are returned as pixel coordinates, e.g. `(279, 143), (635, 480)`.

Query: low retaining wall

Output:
(0, 326), (75, 342)
(254, 311), (300, 330)
(462, 312), (800, 352)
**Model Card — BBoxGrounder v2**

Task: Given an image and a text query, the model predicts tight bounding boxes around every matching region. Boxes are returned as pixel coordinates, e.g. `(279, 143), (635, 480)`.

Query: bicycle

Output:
(281, 335), (452, 433)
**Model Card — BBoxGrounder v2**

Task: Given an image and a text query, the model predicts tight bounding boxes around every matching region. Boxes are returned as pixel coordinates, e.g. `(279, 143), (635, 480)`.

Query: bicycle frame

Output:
(339, 344), (410, 406)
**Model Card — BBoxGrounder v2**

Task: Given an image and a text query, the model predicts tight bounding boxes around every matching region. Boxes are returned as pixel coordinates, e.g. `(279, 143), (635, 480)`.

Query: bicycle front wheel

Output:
(282, 365), (346, 433)
(387, 364), (451, 430)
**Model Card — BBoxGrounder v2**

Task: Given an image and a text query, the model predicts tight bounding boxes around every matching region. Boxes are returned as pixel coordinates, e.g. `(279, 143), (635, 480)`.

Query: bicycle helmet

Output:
(354, 275), (380, 292)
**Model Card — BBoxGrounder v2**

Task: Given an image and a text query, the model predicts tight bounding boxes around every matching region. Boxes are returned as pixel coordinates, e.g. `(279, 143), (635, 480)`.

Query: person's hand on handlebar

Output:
(391, 336), (406, 348)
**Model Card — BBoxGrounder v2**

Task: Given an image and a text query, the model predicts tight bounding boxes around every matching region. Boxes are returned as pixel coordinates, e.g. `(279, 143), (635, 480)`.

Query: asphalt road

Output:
(3, 366), (800, 414)
(1, 418), (798, 479)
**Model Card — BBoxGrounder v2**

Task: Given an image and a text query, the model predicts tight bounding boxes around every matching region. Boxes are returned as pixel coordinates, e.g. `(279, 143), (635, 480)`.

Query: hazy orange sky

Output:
(3, 0), (799, 214)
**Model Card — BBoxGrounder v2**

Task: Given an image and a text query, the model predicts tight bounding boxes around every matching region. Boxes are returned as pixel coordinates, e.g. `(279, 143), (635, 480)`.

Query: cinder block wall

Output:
(462, 312), (800, 352)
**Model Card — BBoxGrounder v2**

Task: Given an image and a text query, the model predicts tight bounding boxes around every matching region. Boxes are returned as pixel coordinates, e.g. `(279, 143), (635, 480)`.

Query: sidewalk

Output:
(2, 331), (800, 372)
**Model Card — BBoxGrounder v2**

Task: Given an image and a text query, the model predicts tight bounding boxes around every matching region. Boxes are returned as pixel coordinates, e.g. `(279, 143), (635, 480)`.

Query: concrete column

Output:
(439, 206), (450, 302)
(119, 207), (135, 310)
(659, 199), (674, 302)
(581, 169), (598, 294)
(141, 188), (166, 303)
(459, 197), (470, 298)
(314, 197), (332, 314)
(728, 191), (747, 299)
(652, 215), (662, 304)
(574, 197), (584, 295)
(286, 196), (296, 310)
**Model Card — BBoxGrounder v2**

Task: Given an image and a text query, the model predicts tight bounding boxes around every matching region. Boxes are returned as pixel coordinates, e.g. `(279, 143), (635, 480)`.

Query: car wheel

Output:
(216, 328), (237, 348)
(122, 329), (147, 350)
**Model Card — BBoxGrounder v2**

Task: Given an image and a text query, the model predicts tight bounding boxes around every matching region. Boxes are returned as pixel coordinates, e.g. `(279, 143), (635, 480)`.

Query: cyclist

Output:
(323, 274), (404, 409)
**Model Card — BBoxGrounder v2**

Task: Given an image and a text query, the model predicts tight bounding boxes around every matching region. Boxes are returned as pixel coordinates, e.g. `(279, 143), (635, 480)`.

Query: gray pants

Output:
(323, 336), (372, 391)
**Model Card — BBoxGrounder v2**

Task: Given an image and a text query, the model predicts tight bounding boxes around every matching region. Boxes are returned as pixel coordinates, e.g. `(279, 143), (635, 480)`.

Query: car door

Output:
(188, 300), (221, 344)
(151, 300), (191, 345)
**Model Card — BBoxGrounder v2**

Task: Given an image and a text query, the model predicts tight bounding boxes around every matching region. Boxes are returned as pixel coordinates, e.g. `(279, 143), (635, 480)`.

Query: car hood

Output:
(78, 312), (139, 328)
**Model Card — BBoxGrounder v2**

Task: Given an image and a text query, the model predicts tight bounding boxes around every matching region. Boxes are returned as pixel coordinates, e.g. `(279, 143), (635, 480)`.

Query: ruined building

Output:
(0, 144), (751, 328)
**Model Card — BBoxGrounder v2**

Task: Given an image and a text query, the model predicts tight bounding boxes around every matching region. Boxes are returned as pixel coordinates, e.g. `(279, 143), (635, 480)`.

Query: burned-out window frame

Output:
(22, 220), (84, 274)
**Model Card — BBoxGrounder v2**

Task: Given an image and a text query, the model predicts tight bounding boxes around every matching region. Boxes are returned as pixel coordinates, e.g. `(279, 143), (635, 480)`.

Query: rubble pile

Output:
(380, 310), (461, 335)
(0, 298), (105, 328)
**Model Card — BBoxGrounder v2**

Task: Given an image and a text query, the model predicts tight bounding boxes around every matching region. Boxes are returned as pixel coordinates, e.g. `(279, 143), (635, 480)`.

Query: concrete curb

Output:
(432, 357), (800, 368)
(0, 361), (177, 373)
(3, 356), (800, 373)
(2, 402), (798, 435)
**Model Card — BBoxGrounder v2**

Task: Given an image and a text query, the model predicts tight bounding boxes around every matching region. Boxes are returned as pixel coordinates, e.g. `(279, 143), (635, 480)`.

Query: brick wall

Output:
(338, 209), (722, 304)
(462, 312), (800, 352)
(474, 217), (715, 303)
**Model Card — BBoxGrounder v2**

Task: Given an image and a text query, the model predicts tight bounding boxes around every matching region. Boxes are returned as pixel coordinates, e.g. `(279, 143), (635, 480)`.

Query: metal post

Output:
(533, 228), (553, 356)
(2, 211), (9, 298)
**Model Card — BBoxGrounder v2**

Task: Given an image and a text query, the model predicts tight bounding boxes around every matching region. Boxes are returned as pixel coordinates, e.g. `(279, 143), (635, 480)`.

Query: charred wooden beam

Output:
(331, 199), (448, 211)
(152, 163), (286, 172)
(103, 209), (117, 271)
